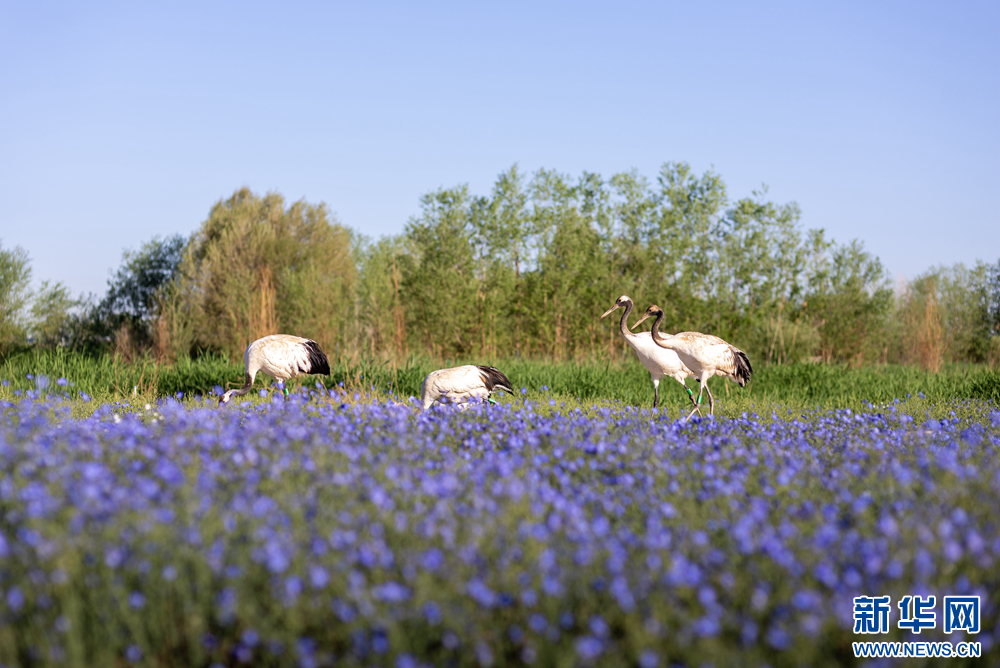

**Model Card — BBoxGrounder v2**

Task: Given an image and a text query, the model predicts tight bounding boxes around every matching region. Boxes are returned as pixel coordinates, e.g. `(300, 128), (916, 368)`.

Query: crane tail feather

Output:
(476, 366), (514, 394)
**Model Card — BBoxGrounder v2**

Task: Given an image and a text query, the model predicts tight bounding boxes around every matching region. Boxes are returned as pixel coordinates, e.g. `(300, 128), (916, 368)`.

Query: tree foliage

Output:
(358, 164), (905, 366)
(100, 235), (186, 323)
(12, 171), (1000, 371)
(169, 188), (356, 361)
(0, 241), (32, 352)
(29, 281), (77, 349)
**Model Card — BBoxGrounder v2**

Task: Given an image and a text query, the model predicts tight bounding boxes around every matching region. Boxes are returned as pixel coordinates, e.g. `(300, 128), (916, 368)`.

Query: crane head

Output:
(601, 295), (632, 319)
(630, 304), (663, 330)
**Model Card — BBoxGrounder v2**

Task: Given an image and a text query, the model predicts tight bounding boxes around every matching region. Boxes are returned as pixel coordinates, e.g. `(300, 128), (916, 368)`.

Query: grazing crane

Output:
(219, 334), (331, 406)
(420, 365), (514, 410)
(601, 295), (696, 409)
(631, 305), (752, 420)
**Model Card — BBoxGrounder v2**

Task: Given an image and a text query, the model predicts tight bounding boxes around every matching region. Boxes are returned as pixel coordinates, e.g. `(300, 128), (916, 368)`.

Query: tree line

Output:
(2, 163), (999, 370)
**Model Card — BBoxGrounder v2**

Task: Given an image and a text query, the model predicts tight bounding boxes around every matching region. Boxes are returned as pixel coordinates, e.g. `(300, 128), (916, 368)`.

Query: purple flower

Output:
(105, 547), (126, 569)
(242, 628), (259, 647)
(6, 586), (24, 612)
(152, 458), (184, 486)
(373, 581), (410, 603)
(574, 636), (603, 660)
(309, 565), (330, 588)
(263, 543), (290, 573)
(424, 601), (442, 625)
(766, 625), (790, 650)
(284, 576), (303, 600)
(421, 548), (444, 571)
(588, 615), (609, 638)
(466, 579), (498, 608)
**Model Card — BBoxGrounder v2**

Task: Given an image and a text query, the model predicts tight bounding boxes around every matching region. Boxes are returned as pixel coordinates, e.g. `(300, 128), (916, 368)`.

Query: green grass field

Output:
(1, 348), (997, 419)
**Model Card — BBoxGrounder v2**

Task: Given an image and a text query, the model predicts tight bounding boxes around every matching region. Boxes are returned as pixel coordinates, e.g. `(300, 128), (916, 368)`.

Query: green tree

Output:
(604, 170), (657, 312)
(355, 235), (409, 358)
(101, 235), (186, 322)
(650, 163), (728, 333)
(173, 188), (356, 361)
(471, 166), (531, 357)
(532, 202), (606, 358)
(894, 262), (994, 367)
(806, 235), (893, 365)
(29, 280), (77, 348)
(715, 190), (811, 362)
(0, 242), (32, 352)
(401, 186), (479, 357)
(92, 235), (187, 351)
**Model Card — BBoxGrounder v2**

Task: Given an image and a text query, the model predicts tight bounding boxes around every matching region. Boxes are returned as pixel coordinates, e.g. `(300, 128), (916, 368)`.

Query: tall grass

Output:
(1, 349), (998, 412)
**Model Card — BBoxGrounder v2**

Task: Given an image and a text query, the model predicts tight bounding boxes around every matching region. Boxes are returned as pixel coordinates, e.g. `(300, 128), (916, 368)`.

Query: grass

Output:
(0, 348), (997, 420)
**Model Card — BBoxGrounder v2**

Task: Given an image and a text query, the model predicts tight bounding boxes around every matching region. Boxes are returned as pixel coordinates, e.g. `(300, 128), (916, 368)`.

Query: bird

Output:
(601, 295), (696, 409)
(420, 365), (514, 410)
(219, 334), (331, 406)
(631, 304), (752, 420)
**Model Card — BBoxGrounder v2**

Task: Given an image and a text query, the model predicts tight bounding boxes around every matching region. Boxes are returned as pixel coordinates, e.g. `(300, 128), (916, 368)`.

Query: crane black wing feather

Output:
(732, 348), (752, 387)
(476, 366), (514, 394)
(302, 340), (331, 376)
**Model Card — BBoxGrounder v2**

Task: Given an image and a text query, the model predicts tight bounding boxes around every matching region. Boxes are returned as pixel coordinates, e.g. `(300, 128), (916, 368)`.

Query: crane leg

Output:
(652, 379), (659, 408)
(705, 382), (716, 416)
(675, 377), (696, 405)
(685, 378), (707, 421)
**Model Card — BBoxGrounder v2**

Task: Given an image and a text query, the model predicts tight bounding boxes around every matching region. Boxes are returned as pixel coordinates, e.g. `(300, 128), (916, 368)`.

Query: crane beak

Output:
(600, 304), (619, 319)
(631, 313), (651, 330)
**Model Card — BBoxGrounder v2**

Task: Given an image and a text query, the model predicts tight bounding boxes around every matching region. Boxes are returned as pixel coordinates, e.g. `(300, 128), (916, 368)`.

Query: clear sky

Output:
(2, 1), (997, 299)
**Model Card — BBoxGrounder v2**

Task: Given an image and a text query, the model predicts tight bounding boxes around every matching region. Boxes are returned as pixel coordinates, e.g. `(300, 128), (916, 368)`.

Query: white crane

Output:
(420, 365), (514, 410)
(219, 334), (331, 406)
(601, 295), (696, 409)
(631, 304), (752, 420)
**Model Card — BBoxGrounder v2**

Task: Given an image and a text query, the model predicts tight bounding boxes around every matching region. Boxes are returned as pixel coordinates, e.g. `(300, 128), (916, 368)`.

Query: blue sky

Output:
(2, 1), (997, 298)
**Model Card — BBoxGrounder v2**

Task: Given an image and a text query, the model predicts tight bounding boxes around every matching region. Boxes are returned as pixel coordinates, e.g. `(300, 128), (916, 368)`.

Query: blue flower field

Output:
(1, 388), (998, 666)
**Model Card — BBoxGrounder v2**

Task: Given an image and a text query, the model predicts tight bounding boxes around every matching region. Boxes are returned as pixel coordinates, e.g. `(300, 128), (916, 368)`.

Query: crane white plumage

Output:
(601, 295), (696, 409)
(219, 334), (331, 406)
(631, 304), (752, 420)
(420, 365), (514, 410)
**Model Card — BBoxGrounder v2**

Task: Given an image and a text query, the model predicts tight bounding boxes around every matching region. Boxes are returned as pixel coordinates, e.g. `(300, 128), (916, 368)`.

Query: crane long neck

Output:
(619, 300), (635, 339)
(224, 373), (255, 401)
(650, 311), (666, 342)
(234, 373), (254, 395)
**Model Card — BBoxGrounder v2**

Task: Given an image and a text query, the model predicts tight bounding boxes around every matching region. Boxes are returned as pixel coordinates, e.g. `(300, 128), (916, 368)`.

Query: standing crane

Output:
(420, 365), (514, 409)
(601, 295), (696, 409)
(219, 334), (331, 406)
(631, 305), (752, 420)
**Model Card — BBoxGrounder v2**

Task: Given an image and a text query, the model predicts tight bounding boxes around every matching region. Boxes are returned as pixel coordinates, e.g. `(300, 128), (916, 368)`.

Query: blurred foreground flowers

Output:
(0, 392), (998, 666)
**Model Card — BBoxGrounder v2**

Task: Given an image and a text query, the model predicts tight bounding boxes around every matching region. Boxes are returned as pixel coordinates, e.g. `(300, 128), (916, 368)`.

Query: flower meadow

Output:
(1, 389), (999, 667)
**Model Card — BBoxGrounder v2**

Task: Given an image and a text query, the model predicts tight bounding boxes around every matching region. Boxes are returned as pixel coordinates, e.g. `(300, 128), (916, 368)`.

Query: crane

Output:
(219, 334), (330, 406)
(420, 365), (514, 410)
(631, 304), (752, 419)
(601, 295), (696, 409)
